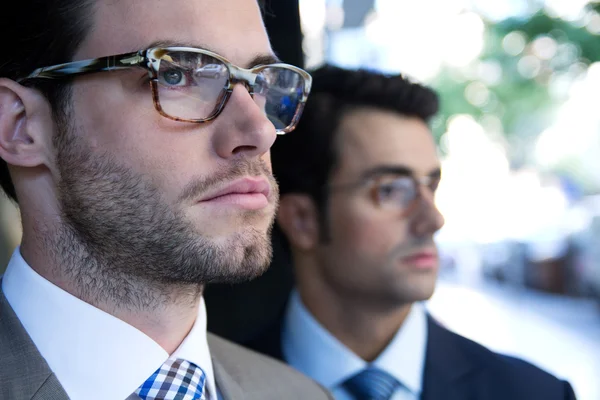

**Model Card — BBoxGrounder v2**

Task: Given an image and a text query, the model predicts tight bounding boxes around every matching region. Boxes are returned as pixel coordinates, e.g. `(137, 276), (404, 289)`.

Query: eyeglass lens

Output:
(375, 176), (418, 210)
(155, 50), (306, 131)
(374, 175), (439, 211)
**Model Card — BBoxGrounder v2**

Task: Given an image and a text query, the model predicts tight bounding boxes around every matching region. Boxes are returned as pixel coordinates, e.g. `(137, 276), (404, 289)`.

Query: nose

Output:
(211, 84), (277, 160)
(409, 186), (445, 237)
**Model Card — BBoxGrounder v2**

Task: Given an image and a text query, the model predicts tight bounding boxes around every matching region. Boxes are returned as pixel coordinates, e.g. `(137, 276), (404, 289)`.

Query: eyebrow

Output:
(246, 54), (282, 68)
(144, 40), (281, 68)
(361, 165), (442, 180)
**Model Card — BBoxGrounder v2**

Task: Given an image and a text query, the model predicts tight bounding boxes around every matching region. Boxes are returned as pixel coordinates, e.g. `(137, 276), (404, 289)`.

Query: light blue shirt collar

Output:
(282, 289), (428, 396)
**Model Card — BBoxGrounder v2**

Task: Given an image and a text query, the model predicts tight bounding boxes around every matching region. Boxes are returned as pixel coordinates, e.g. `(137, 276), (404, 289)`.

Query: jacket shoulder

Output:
(0, 288), (68, 399)
(207, 333), (332, 400)
(429, 320), (575, 399)
(451, 329), (566, 382)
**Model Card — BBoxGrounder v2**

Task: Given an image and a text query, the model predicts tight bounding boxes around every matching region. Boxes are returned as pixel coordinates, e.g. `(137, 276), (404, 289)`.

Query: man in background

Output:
(248, 65), (576, 400)
(0, 0), (332, 399)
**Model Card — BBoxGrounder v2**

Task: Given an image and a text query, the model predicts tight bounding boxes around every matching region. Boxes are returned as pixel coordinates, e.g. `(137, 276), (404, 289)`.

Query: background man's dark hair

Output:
(0, 0), (95, 202)
(271, 64), (439, 238)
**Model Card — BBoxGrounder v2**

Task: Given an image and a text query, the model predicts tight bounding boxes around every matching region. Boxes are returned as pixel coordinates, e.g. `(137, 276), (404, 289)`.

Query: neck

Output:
(20, 221), (201, 354)
(296, 267), (412, 362)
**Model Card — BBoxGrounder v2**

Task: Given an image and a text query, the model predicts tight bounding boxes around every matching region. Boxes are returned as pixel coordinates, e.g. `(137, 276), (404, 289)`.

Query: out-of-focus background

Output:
(0, 0), (598, 398)
(298, 0), (600, 398)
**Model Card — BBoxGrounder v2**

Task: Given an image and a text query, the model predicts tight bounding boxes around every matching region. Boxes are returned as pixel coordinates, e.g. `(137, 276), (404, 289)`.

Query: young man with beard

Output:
(247, 65), (577, 400)
(0, 1), (332, 399)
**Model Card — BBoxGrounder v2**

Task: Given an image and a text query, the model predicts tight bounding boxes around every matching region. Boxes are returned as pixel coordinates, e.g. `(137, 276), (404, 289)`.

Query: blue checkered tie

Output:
(136, 358), (206, 400)
(343, 367), (401, 400)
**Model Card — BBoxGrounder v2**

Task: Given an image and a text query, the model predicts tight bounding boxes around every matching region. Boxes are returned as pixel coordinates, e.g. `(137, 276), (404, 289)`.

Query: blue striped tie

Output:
(343, 367), (401, 400)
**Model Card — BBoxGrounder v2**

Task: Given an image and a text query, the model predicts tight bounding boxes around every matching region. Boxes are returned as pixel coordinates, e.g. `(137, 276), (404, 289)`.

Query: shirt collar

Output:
(173, 297), (217, 399)
(2, 247), (217, 400)
(282, 289), (428, 395)
(373, 300), (427, 394)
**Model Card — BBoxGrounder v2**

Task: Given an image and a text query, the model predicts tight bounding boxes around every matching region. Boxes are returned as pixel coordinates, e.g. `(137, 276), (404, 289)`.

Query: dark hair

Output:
(0, 0), (95, 202)
(271, 65), (439, 236)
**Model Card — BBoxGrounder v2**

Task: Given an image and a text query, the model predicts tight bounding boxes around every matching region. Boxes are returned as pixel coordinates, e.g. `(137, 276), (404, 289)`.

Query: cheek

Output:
(73, 81), (157, 156)
(124, 132), (216, 204)
(330, 203), (408, 256)
(73, 83), (217, 202)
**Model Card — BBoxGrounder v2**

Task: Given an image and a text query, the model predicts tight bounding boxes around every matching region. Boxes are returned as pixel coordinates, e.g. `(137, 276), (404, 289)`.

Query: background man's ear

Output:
(0, 79), (54, 169)
(277, 193), (321, 251)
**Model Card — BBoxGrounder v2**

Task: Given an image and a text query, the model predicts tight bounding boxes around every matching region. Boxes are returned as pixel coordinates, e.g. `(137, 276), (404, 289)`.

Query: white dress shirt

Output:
(282, 290), (428, 400)
(2, 248), (218, 400)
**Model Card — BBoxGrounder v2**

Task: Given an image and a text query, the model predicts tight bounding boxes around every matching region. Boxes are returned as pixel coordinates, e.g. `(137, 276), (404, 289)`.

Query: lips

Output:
(402, 250), (438, 269)
(201, 178), (270, 200)
(198, 177), (272, 210)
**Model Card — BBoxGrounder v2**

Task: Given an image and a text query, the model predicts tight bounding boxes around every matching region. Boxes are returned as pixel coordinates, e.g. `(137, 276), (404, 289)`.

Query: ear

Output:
(0, 78), (54, 169)
(277, 194), (320, 251)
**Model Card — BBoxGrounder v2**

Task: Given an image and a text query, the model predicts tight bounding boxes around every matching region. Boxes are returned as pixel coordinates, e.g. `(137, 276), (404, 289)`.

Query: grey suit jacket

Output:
(0, 288), (332, 400)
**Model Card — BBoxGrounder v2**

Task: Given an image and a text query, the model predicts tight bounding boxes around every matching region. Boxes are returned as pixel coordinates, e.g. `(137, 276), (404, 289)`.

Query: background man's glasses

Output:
(18, 47), (313, 134)
(328, 171), (441, 215)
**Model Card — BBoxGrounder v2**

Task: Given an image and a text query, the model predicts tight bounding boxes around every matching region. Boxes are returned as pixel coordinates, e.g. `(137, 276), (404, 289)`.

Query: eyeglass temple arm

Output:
(18, 52), (146, 82)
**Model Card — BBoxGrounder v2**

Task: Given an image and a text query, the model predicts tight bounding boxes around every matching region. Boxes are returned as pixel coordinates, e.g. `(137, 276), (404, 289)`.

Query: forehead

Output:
(77, 0), (271, 65)
(335, 107), (439, 177)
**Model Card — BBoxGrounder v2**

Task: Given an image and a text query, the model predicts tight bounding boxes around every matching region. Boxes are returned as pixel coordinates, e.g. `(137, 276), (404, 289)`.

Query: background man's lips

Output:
(402, 250), (438, 269)
(403, 251), (436, 259)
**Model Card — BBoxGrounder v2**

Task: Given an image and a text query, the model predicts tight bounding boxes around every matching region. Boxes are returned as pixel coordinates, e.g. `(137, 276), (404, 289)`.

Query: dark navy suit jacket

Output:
(245, 313), (577, 400)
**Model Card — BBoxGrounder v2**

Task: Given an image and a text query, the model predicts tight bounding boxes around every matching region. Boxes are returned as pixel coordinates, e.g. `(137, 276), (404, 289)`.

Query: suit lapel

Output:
(0, 286), (69, 400)
(420, 315), (479, 400)
(31, 375), (71, 400)
(212, 357), (245, 400)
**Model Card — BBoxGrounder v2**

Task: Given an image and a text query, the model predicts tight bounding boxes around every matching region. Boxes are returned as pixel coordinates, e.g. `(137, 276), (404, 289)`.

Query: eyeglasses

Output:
(17, 46), (312, 134)
(328, 171), (441, 215)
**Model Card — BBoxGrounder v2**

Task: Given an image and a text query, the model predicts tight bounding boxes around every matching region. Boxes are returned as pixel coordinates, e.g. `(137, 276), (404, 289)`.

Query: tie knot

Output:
(343, 367), (401, 400)
(136, 358), (207, 400)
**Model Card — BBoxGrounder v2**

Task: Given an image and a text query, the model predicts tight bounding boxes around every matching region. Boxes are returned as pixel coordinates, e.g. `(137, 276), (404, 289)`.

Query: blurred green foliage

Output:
(432, 6), (600, 177)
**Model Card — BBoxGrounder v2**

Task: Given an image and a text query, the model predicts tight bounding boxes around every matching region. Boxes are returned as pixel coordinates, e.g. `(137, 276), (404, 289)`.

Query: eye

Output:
(375, 177), (415, 205)
(429, 177), (441, 193)
(158, 68), (188, 87)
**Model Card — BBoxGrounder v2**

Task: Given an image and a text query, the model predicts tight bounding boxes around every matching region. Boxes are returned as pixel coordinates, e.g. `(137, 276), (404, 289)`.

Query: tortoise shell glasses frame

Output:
(18, 46), (313, 134)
